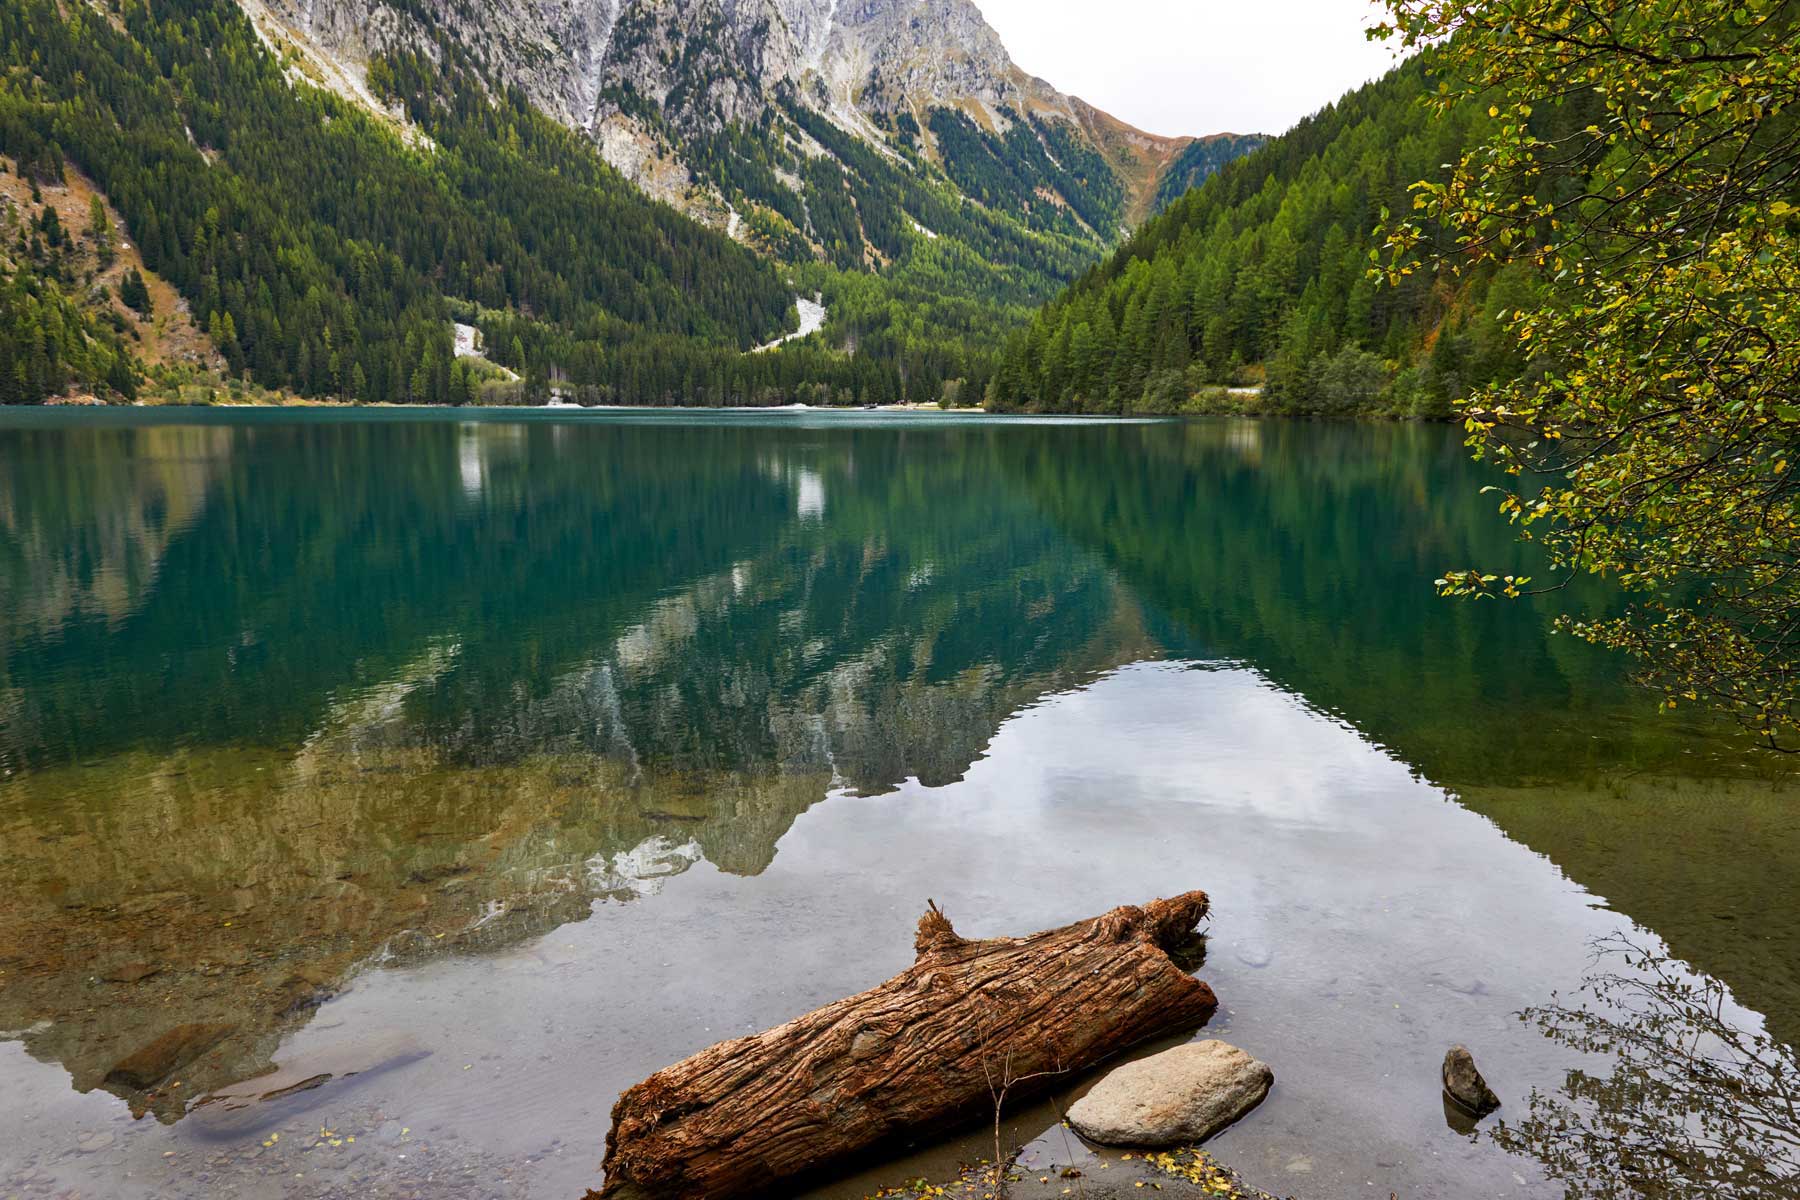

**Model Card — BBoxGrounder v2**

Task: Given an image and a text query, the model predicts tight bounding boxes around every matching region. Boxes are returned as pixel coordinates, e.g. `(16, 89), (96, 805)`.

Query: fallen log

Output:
(597, 890), (1217, 1200)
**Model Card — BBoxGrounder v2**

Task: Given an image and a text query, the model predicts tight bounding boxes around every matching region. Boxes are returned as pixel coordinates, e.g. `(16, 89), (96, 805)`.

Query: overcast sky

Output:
(973, 0), (1404, 138)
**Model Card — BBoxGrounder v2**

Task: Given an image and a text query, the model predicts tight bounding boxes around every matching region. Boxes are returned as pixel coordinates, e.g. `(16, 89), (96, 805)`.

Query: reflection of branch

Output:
(1041, 1090), (1088, 1200)
(1494, 935), (1800, 1198)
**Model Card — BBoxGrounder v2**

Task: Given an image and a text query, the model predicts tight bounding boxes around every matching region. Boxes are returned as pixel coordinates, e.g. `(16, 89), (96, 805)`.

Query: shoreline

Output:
(121, 399), (995, 415)
(23, 399), (1457, 425)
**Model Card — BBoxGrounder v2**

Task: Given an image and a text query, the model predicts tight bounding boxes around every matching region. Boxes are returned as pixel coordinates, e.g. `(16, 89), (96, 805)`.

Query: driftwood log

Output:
(597, 890), (1217, 1199)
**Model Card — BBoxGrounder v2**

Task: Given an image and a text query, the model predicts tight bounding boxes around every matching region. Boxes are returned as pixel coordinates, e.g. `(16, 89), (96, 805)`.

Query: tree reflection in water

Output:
(1495, 935), (1800, 1199)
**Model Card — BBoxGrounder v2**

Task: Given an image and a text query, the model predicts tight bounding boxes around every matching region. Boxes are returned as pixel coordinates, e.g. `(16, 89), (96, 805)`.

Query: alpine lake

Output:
(1, 407), (1795, 1200)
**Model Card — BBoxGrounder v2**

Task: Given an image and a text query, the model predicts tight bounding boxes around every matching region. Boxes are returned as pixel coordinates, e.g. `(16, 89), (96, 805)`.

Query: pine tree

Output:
(119, 268), (151, 315)
(88, 194), (113, 267)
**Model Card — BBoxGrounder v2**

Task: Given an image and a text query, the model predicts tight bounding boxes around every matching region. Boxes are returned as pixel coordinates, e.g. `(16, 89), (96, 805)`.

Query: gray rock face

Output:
(248, 0), (1046, 136)
(824, 0), (1043, 116)
(233, 0), (1197, 227)
(1067, 1040), (1274, 1148)
(1442, 1044), (1501, 1117)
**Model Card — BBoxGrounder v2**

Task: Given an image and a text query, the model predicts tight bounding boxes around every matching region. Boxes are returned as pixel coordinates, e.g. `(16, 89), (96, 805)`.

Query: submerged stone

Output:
(187, 1032), (431, 1141)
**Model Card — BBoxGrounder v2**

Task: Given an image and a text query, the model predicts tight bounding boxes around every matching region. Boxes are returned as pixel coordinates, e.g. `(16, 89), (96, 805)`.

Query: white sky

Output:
(974, 0), (1405, 138)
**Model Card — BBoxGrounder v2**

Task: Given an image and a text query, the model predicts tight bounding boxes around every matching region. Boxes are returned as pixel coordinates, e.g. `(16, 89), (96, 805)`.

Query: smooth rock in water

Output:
(1442, 1045), (1500, 1117)
(1067, 1040), (1273, 1148)
(105, 1023), (235, 1090)
(188, 1031), (430, 1140)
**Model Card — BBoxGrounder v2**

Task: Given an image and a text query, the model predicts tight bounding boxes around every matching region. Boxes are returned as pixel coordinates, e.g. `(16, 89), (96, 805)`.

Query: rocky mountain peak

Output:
(241, 0), (1251, 245)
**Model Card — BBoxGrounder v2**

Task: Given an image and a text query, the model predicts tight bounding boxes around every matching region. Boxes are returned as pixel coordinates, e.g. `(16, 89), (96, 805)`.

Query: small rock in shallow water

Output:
(1233, 943), (1273, 969)
(1442, 1044), (1501, 1117)
(188, 1031), (429, 1140)
(1067, 1040), (1273, 1147)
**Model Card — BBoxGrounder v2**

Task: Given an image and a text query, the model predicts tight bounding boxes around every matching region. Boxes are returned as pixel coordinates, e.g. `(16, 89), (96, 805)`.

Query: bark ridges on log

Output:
(597, 890), (1218, 1200)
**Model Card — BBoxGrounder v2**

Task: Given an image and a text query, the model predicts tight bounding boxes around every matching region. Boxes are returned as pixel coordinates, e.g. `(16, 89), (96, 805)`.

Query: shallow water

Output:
(0, 408), (1794, 1199)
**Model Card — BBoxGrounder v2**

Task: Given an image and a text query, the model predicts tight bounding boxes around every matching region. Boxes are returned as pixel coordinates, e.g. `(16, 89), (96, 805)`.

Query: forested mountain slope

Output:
(0, 152), (221, 404)
(237, 0), (1263, 404)
(246, 0), (1221, 247)
(0, 0), (1262, 406)
(987, 54), (1543, 417)
(1, 0), (806, 404)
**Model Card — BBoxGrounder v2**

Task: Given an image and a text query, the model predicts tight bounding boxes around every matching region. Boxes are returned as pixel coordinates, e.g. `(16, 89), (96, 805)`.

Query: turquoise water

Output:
(0, 408), (1793, 1199)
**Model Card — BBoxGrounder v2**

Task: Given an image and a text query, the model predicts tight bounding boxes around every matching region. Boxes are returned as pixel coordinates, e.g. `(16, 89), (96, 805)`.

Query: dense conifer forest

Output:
(986, 57), (1545, 416)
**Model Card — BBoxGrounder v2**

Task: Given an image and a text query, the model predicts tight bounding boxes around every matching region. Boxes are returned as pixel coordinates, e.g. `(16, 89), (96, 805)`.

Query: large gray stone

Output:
(1066, 1040), (1273, 1148)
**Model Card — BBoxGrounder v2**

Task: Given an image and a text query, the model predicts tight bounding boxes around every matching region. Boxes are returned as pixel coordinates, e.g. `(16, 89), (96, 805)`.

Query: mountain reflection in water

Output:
(0, 416), (1154, 1117)
(0, 410), (1795, 1200)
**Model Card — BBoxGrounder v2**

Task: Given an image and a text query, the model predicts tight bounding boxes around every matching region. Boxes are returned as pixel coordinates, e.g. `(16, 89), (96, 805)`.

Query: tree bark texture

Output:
(597, 890), (1218, 1199)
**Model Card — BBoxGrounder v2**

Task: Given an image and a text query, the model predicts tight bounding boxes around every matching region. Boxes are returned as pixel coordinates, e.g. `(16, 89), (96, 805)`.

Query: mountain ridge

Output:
(240, 0), (1251, 241)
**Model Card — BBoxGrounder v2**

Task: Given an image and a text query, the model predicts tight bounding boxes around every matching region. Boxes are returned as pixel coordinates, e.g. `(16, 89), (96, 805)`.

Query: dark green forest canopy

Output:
(986, 54), (1545, 417)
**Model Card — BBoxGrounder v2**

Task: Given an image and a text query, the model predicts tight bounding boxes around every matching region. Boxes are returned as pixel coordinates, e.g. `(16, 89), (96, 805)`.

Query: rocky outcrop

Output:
(1067, 1040), (1274, 1148)
(823, 0), (1043, 119)
(237, 0), (1222, 233)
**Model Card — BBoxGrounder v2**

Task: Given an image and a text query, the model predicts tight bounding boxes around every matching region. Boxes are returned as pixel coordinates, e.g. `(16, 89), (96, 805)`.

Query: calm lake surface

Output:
(1, 408), (1795, 1199)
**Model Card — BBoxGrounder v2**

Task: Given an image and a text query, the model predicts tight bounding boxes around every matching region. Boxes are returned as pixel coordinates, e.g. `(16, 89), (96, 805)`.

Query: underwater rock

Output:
(187, 1032), (431, 1141)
